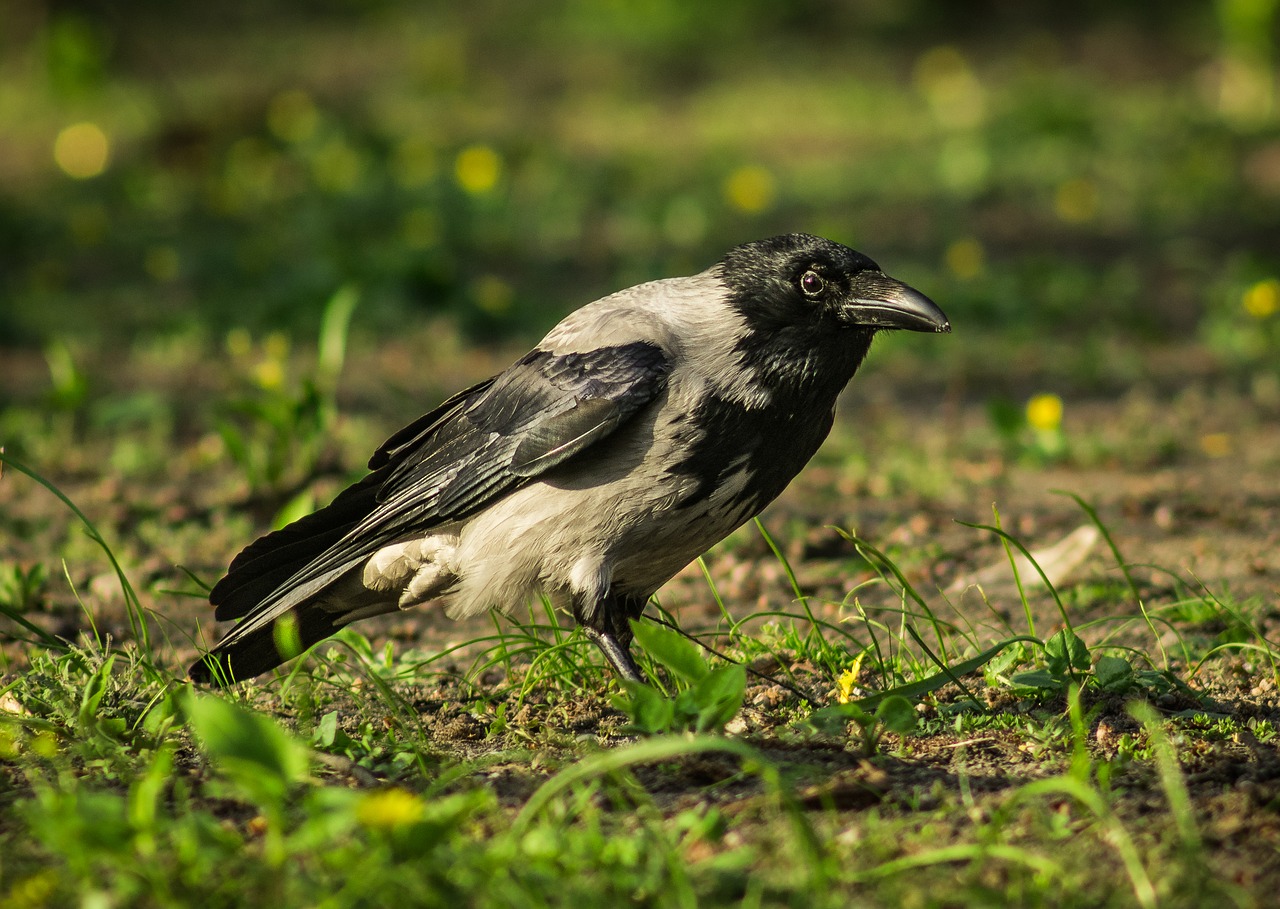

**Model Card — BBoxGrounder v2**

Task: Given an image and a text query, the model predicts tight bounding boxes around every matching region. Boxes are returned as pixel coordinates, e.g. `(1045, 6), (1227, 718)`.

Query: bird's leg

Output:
(582, 626), (644, 682)
(575, 592), (647, 683)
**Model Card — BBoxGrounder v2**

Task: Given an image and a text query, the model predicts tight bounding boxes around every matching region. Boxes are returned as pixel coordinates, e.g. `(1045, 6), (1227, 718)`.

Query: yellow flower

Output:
(53, 122), (110, 179)
(1, 869), (59, 909)
(267, 90), (319, 144)
(471, 274), (515, 315)
(945, 238), (985, 280)
(225, 327), (253, 360)
(144, 246), (180, 282)
(723, 166), (776, 214)
(1054, 178), (1098, 223)
(1243, 278), (1278, 319)
(1199, 433), (1231, 458)
(1026, 393), (1063, 432)
(454, 144), (502, 195)
(357, 789), (425, 829)
(836, 650), (867, 704)
(252, 359), (285, 391)
(914, 46), (987, 129)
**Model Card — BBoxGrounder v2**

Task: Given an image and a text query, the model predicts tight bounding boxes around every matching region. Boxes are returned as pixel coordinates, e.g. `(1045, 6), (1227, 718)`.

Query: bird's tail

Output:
(188, 603), (356, 685)
(189, 477), (383, 686)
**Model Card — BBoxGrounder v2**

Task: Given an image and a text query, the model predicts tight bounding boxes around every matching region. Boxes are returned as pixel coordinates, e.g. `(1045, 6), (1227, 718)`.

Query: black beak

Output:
(842, 272), (951, 333)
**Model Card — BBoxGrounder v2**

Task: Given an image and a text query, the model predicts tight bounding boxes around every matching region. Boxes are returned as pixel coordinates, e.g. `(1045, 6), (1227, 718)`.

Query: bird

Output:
(189, 233), (949, 686)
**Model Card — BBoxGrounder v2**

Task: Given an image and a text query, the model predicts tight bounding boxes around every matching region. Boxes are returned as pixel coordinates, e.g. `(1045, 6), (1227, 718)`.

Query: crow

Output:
(190, 233), (949, 685)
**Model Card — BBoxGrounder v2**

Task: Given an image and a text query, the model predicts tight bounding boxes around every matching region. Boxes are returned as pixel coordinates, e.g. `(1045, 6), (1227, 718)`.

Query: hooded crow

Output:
(190, 233), (949, 685)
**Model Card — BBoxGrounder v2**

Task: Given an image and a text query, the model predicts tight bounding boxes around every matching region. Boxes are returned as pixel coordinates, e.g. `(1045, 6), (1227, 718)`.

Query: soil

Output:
(3, 334), (1280, 888)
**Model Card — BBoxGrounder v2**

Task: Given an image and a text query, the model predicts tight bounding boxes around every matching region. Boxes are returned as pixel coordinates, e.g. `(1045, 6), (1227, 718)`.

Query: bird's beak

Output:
(842, 272), (951, 333)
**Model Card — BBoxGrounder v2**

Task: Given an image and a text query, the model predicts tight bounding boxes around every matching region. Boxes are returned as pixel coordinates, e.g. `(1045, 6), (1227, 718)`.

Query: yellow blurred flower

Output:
(1, 869), (59, 909)
(267, 90), (319, 144)
(144, 246), (180, 282)
(252, 359), (285, 391)
(945, 238), (985, 280)
(1054, 178), (1098, 223)
(264, 331), (290, 361)
(249, 332), (290, 390)
(836, 650), (867, 704)
(357, 788), (425, 829)
(455, 144), (502, 195)
(1243, 278), (1278, 319)
(53, 122), (110, 179)
(225, 327), (253, 360)
(472, 274), (515, 315)
(723, 165), (776, 214)
(1199, 433), (1232, 458)
(1026, 393), (1063, 431)
(914, 46), (986, 129)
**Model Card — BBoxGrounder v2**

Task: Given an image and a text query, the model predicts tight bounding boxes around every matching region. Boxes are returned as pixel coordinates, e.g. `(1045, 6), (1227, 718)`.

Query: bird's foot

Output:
(582, 625), (645, 683)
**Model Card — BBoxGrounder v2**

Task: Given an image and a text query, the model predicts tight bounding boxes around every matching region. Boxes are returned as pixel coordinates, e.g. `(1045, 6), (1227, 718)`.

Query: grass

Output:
(2, 8), (1278, 902)
(3, 271), (1277, 904)
(2, 420), (1278, 906)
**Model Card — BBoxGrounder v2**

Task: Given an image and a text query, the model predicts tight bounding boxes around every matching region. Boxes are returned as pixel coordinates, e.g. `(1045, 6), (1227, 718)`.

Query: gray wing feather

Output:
(211, 341), (670, 644)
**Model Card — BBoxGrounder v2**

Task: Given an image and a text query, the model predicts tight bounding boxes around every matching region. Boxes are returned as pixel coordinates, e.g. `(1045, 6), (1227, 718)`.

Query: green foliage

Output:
(613, 621), (746, 735)
(806, 694), (919, 755)
(0, 562), (52, 643)
(183, 692), (312, 799)
(215, 286), (359, 496)
(3, 2), (1277, 357)
(992, 629), (1186, 700)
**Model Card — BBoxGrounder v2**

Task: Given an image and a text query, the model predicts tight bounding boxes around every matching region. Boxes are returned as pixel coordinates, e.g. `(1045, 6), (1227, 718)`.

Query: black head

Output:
(718, 233), (950, 336)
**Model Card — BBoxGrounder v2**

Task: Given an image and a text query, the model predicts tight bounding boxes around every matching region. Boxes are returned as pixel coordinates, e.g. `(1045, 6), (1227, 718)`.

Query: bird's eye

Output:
(799, 270), (825, 296)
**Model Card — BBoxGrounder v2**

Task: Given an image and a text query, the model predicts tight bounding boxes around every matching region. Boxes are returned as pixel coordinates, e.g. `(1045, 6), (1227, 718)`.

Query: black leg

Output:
(582, 625), (645, 682)
(574, 591), (648, 683)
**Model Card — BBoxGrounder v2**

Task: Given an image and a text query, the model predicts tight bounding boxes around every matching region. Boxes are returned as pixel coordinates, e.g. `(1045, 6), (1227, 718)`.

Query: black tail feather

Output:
(210, 478), (380, 619)
(188, 606), (347, 686)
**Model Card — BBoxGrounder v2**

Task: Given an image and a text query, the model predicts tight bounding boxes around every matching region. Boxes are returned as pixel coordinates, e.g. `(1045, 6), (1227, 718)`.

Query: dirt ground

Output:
(5, 336), (1276, 663)
(4, 334), (1280, 895)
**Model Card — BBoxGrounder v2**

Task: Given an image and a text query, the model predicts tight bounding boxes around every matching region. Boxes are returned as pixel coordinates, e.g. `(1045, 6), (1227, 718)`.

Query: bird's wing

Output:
(208, 340), (671, 635)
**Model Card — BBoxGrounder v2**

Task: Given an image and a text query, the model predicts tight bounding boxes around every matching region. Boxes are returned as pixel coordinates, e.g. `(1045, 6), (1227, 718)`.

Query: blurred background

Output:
(1, 0), (1276, 360)
(1, 0), (1279, 673)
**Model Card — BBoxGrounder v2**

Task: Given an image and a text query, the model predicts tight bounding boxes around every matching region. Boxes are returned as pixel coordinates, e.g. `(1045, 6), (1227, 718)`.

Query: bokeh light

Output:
(267, 90), (319, 144)
(471, 275), (515, 314)
(1025, 393), (1063, 431)
(945, 238), (985, 280)
(914, 46), (987, 129)
(723, 165), (776, 214)
(53, 122), (110, 179)
(454, 144), (502, 195)
(1242, 278), (1278, 319)
(1054, 178), (1099, 223)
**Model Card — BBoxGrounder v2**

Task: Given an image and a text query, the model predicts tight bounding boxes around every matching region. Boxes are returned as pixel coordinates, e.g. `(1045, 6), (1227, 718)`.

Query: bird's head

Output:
(718, 233), (950, 338)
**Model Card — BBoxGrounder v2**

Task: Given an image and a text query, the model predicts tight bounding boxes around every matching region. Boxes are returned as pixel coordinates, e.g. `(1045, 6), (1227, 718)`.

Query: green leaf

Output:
(1094, 655), (1134, 692)
(77, 654), (116, 732)
(852, 636), (1040, 712)
(272, 489), (316, 531)
(874, 695), (919, 736)
(806, 702), (873, 735)
(630, 620), (708, 683)
(272, 613), (304, 664)
(614, 679), (675, 734)
(317, 284), (360, 393)
(1009, 669), (1063, 690)
(1046, 629), (1091, 677)
(184, 693), (310, 799)
(690, 665), (746, 734)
